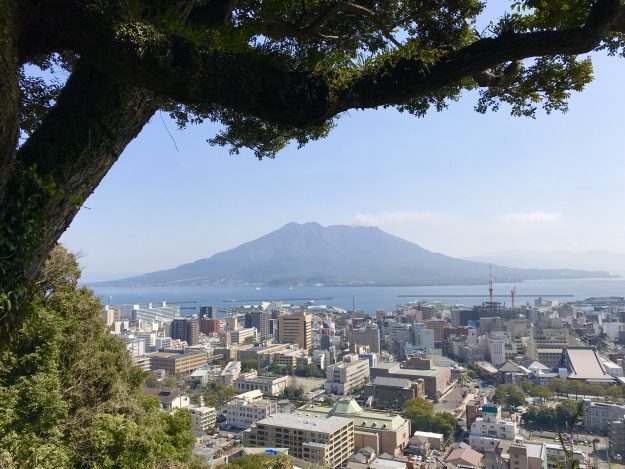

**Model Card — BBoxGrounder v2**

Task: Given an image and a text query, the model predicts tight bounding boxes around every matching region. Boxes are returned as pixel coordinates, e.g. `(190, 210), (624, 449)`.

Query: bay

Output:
(89, 277), (625, 314)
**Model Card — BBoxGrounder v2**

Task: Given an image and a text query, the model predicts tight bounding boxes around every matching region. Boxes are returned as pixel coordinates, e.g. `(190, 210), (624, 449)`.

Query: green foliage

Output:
(203, 381), (237, 409)
(0, 247), (202, 468)
(241, 359), (260, 372)
(522, 400), (583, 430)
(547, 378), (622, 399)
(225, 453), (293, 469)
(282, 385), (304, 399)
(493, 384), (526, 408)
(404, 397), (456, 439)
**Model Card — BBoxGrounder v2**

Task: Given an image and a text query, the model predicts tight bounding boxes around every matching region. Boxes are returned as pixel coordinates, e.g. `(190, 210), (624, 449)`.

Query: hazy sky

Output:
(60, 50), (625, 282)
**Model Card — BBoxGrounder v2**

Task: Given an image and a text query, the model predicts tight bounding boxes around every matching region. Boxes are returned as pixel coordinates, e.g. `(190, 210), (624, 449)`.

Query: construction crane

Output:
(488, 265), (494, 303)
(511, 286), (517, 309)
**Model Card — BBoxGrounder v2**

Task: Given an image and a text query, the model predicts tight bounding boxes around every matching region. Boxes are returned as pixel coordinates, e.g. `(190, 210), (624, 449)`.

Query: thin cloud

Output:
(499, 211), (563, 224)
(351, 211), (448, 227)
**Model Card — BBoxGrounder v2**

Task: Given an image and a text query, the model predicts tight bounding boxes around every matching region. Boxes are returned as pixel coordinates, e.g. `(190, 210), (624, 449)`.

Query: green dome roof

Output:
(331, 398), (363, 415)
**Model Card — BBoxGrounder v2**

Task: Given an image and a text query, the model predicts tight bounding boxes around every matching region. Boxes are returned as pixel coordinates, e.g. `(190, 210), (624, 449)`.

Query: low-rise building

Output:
(235, 374), (289, 397)
(362, 377), (424, 411)
(219, 360), (241, 385)
(583, 399), (625, 433)
(148, 350), (210, 375)
(469, 404), (521, 452)
(143, 387), (190, 411)
(370, 357), (451, 399)
(242, 413), (354, 468)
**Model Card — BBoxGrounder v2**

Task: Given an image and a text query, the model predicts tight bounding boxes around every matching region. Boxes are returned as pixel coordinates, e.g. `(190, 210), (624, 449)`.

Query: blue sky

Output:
(60, 50), (625, 282)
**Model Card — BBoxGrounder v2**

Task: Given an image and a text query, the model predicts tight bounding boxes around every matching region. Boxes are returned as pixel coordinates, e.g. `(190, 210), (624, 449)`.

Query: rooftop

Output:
(296, 399), (408, 431)
(254, 413), (353, 433)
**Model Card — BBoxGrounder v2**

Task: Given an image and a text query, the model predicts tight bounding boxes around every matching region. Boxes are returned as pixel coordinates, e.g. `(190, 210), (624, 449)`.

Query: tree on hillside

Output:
(4, 0), (625, 332)
(0, 246), (202, 467)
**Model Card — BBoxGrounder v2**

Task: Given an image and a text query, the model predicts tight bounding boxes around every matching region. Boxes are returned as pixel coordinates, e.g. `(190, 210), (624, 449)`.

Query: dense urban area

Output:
(105, 289), (625, 469)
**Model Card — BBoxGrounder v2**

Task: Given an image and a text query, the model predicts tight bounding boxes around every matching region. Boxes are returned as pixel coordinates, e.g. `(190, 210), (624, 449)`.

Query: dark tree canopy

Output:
(2, 0), (625, 331)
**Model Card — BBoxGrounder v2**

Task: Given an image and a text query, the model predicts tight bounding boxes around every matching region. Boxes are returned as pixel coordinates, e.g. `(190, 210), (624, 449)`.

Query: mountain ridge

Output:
(94, 222), (614, 287)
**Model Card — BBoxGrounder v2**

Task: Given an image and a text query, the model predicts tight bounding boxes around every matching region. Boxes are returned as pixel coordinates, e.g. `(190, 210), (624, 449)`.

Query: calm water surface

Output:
(90, 277), (625, 314)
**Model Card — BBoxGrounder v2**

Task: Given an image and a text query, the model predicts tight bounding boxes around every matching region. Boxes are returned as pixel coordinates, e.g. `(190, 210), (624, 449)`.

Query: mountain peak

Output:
(96, 223), (612, 287)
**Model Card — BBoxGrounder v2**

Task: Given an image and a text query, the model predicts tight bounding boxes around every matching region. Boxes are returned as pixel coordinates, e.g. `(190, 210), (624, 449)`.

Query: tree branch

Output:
(259, 2), (401, 46)
(50, 0), (618, 129)
(0, 0), (19, 199)
(0, 63), (157, 313)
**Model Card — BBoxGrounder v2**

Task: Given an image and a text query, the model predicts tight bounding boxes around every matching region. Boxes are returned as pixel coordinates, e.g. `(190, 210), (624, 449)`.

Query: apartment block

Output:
(242, 413), (355, 468)
(226, 390), (277, 429)
(190, 406), (216, 432)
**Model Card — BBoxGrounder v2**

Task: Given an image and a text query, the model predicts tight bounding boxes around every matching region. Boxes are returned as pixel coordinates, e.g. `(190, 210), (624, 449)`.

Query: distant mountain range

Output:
(95, 222), (614, 287)
(466, 250), (625, 276)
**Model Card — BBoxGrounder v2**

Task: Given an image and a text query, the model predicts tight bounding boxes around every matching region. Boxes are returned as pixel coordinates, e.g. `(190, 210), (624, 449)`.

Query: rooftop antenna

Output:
(488, 265), (494, 303)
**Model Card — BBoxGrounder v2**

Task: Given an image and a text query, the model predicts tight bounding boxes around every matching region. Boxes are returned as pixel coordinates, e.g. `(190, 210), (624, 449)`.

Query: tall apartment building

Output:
(347, 324), (381, 353)
(242, 413), (355, 468)
(226, 390), (277, 429)
(199, 306), (218, 319)
(245, 311), (270, 340)
(424, 319), (446, 345)
(199, 318), (221, 334)
(171, 318), (200, 346)
(278, 312), (312, 351)
(324, 354), (371, 395)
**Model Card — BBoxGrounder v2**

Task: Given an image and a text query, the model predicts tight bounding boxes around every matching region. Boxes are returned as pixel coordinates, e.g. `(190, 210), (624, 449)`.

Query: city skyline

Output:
(60, 52), (625, 282)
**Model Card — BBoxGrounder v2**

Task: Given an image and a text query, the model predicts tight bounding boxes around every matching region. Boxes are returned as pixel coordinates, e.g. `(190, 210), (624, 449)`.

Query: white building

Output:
(487, 336), (507, 366)
(220, 361), (241, 385)
(128, 302), (180, 323)
(226, 390), (277, 429)
(313, 350), (327, 370)
(469, 404), (521, 452)
(324, 354), (370, 395)
(190, 406), (217, 432)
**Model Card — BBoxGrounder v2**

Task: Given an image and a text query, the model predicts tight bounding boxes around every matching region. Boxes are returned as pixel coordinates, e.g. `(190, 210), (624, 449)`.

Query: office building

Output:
(148, 350), (209, 375)
(348, 324), (381, 354)
(235, 374), (288, 397)
(278, 312), (312, 351)
(130, 302), (180, 323)
(324, 354), (370, 395)
(242, 413), (355, 468)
